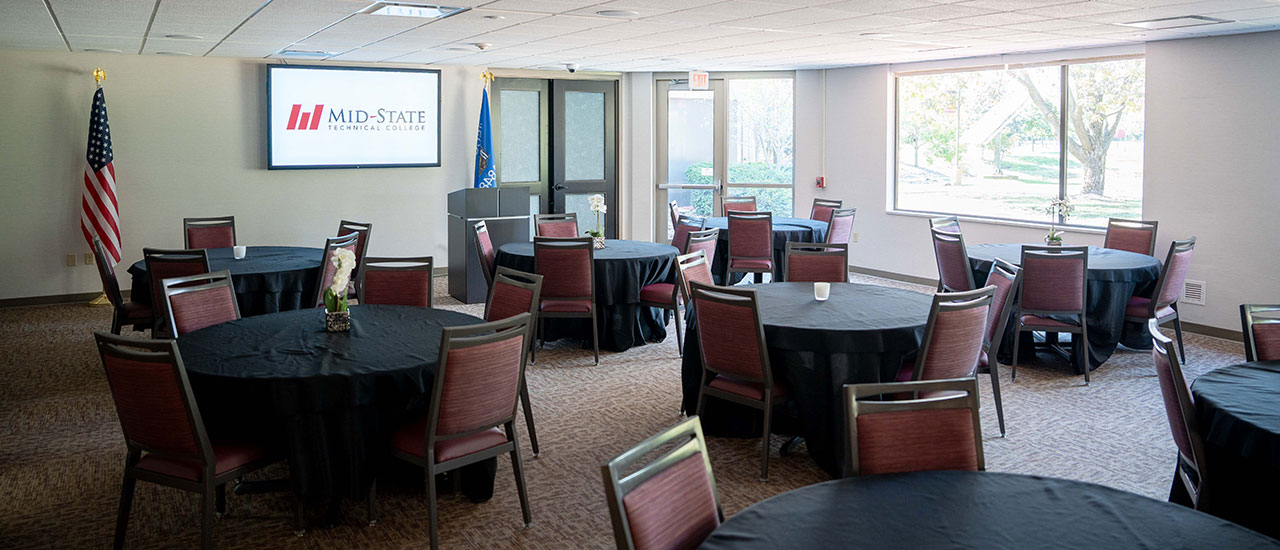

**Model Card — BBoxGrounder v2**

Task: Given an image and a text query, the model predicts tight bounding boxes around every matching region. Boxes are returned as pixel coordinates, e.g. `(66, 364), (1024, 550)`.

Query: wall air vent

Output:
(1183, 279), (1206, 306)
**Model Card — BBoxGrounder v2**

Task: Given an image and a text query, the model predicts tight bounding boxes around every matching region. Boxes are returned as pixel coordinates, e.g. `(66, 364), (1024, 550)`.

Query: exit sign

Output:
(689, 70), (709, 90)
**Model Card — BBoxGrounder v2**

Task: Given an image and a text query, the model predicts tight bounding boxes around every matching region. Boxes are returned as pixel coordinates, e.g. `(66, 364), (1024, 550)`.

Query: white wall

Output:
(620, 71), (654, 240)
(0, 50), (484, 301)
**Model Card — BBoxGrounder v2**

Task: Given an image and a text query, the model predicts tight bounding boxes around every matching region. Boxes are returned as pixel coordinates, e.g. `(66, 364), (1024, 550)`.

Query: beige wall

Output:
(0, 50), (484, 301)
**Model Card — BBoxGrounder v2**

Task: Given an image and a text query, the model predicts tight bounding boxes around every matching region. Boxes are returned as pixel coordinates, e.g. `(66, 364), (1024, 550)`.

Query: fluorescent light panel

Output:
(1117, 15), (1232, 30)
(363, 2), (466, 19)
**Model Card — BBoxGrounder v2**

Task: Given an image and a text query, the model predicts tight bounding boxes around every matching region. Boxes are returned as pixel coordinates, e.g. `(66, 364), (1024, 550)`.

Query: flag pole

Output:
(88, 67), (112, 308)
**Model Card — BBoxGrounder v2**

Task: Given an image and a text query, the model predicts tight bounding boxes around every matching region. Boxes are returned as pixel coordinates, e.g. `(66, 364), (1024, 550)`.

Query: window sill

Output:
(886, 210), (1107, 235)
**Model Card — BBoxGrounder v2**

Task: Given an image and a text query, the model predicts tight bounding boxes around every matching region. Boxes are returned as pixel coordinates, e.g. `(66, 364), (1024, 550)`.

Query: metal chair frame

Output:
(1149, 318), (1208, 510)
(981, 258), (1022, 436)
(1241, 304), (1280, 362)
(825, 207), (857, 244)
(356, 256), (435, 308)
(783, 242), (849, 283)
(93, 236), (152, 334)
(929, 215), (960, 233)
(672, 214), (707, 253)
(810, 198), (843, 223)
(311, 233), (360, 308)
(721, 196), (757, 216)
(930, 227), (976, 292)
(143, 247), (211, 339)
(473, 220), (496, 289)
(726, 211), (774, 283)
(161, 270), (240, 338)
(535, 212), (580, 237)
(1012, 245), (1091, 384)
(533, 236), (599, 365)
(183, 216), (236, 249)
(484, 267), (545, 455)
(843, 377), (985, 477)
(1104, 218), (1159, 256)
(1124, 237), (1196, 364)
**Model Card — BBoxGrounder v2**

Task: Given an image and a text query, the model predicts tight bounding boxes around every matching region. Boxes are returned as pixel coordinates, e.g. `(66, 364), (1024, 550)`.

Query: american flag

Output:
(81, 87), (121, 263)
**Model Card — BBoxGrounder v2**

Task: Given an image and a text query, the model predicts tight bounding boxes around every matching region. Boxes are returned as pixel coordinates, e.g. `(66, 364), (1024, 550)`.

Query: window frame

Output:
(891, 54), (1145, 229)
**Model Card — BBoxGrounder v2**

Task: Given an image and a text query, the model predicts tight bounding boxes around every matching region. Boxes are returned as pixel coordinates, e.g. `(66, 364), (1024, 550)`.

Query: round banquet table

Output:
(128, 245), (323, 317)
(1169, 360), (1280, 539)
(681, 282), (932, 477)
(966, 243), (1161, 371)
(701, 217), (828, 285)
(176, 305), (495, 499)
(495, 239), (677, 353)
(700, 471), (1279, 549)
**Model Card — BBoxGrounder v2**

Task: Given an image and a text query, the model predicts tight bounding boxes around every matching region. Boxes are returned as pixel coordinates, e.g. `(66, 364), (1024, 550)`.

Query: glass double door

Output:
(491, 78), (617, 238)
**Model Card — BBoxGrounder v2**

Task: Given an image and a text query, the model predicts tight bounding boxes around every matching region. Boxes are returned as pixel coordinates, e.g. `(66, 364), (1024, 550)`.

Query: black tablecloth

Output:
(129, 246), (322, 317)
(967, 244), (1161, 371)
(681, 283), (931, 476)
(702, 217), (827, 285)
(701, 471), (1278, 549)
(1169, 361), (1280, 538)
(495, 239), (677, 352)
(176, 305), (493, 499)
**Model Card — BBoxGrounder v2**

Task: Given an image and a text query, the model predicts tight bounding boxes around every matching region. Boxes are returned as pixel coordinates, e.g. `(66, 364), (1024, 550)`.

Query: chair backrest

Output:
(690, 281), (772, 386)
(337, 219), (373, 281)
(602, 416), (722, 550)
(727, 211), (772, 261)
(143, 248), (211, 337)
(668, 200), (680, 231)
(163, 270), (240, 337)
(1149, 318), (1206, 503)
(826, 207), (856, 245)
(427, 314), (531, 443)
(536, 212), (580, 238)
(685, 228), (718, 261)
(930, 227), (975, 292)
(92, 236), (124, 309)
(982, 258), (1022, 364)
(676, 251), (715, 304)
(1153, 237), (1196, 309)
(473, 221), (497, 288)
(1241, 304), (1280, 362)
(183, 216), (236, 249)
(722, 196), (757, 215)
(844, 378), (984, 477)
(485, 267), (543, 324)
(1018, 245), (1087, 315)
(1104, 218), (1158, 256)
(672, 215), (706, 254)
(785, 242), (848, 283)
(810, 198), (843, 224)
(358, 256), (434, 308)
(94, 331), (212, 466)
(930, 215), (961, 234)
(313, 233), (359, 307)
(534, 237), (595, 300)
(910, 287), (994, 383)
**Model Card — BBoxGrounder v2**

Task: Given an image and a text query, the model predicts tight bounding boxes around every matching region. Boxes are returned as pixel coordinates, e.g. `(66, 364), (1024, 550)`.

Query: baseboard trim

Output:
(1179, 321), (1242, 342)
(0, 291), (109, 310)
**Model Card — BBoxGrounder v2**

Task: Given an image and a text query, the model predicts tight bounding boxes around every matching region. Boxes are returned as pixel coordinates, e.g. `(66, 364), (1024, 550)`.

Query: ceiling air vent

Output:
(1117, 15), (1232, 31)
(1183, 279), (1206, 306)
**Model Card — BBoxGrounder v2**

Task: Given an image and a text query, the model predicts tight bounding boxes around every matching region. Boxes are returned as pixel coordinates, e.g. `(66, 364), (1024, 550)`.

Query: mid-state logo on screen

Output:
(286, 104), (324, 130)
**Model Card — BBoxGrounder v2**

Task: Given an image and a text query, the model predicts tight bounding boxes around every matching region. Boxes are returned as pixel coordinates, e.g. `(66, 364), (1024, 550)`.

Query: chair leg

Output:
(537, 318), (545, 350)
(1080, 322), (1091, 385)
(111, 311), (123, 335)
(590, 310), (600, 366)
(201, 483), (216, 550)
(113, 472), (136, 550)
(367, 480), (377, 526)
(520, 376), (539, 457)
(293, 496), (306, 536)
(1011, 327), (1021, 382)
(759, 400), (772, 482)
(215, 483), (227, 517)
(426, 468), (439, 550)
(695, 371), (709, 418)
(989, 364), (1006, 437)
(673, 305), (684, 356)
(1172, 316), (1187, 364)
(510, 427), (533, 527)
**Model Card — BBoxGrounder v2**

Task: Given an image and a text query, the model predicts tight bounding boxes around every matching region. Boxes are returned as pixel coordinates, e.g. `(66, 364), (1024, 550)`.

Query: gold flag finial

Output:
(482, 70), (495, 86)
(93, 67), (106, 87)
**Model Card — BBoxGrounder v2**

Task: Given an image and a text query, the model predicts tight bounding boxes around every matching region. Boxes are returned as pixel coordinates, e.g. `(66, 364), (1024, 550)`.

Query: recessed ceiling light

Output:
(155, 51), (193, 56)
(1117, 15), (1232, 30)
(861, 32), (893, 38)
(276, 49), (335, 58)
(362, 2), (467, 19)
(596, 9), (638, 17)
(83, 48), (123, 53)
(482, 15), (505, 20)
(660, 58), (679, 62)
(473, 42), (492, 51)
(163, 34), (204, 40)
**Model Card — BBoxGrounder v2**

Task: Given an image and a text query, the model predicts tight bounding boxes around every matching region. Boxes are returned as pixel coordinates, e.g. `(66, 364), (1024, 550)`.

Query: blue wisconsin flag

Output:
(474, 87), (496, 188)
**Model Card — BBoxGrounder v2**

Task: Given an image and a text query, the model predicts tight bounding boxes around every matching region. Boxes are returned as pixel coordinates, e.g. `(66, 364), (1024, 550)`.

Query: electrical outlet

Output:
(84, 253), (94, 265)
(851, 232), (859, 243)
(66, 254), (76, 267)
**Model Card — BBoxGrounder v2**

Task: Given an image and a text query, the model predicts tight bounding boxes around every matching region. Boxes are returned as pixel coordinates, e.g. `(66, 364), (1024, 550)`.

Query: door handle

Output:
(552, 184), (568, 191)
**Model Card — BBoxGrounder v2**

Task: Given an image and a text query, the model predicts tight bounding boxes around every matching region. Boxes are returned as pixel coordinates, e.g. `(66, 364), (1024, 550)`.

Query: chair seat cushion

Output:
(707, 374), (786, 400)
(540, 298), (593, 313)
(121, 300), (153, 322)
(392, 420), (508, 463)
(730, 259), (773, 270)
(1020, 315), (1079, 328)
(1125, 297), (1176, 320)
(639, 283), (676, 305)
(135, 442), (267, 482)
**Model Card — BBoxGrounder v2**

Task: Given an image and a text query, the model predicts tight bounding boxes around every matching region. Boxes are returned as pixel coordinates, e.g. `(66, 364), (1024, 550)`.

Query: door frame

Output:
(552, 79), (619, 238)
(490, 78), (551, 218)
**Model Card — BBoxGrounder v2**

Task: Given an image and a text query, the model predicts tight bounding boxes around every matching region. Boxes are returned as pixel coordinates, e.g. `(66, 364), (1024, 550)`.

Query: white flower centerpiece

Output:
(585, 194), (607, 249)
(1042, 198), (1075, 246)
(323, 248), (357, 331)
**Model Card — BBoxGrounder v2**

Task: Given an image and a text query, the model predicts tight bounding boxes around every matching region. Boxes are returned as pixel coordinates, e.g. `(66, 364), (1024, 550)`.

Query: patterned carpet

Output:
(0, 274), (1248, 549)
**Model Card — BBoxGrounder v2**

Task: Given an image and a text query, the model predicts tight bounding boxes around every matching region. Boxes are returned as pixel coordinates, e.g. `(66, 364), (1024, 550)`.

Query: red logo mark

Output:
(286, 104), (324, 130)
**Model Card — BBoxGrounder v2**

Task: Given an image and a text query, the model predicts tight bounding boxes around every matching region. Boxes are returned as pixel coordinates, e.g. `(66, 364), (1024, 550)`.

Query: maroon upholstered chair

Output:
(1012, 245), (1091, 384)
(484, 267), (544, 455)
(668, 200), (681, 232)
(931, 227), (975, 292)
(691, 281), (785, 481)
(473, 221), (497, 289)
(979, 258), (1021, 436)
(1125, 237), (1196, 363)
(930, 215), (961, 234)
(95, 332), (277, 550)
(1149, 318), (1208, 510)
(727, 211), (773, 284)
(337, 220), (372, 296)
(898, 287), (994, 385)
(162, 270), (240, 338)
(534, 236), (598, 365)
(535, 212), (580, 238)
(312, 233), (359, 308)
(640, 279), (686, 356)
(183, 216), (236, 249)
(602, 416), (722, 550)
(143, 248), (211, 339)
(387, 314), (533, 550)
(93, 237), (152, 335)
(1241, 304), (1280, 362)
(721, 196), (757, 215)
(357, 256), (434, 308)
(843, 378), (984, 477)
(685, 228), (718, 261)
(810, 198), (842, 224)
(784, 242), (848, 283)
(676, 251), (716, 306)
(1104, 218), (1159, 256)
(826, 207), (856, 245)
(671, 214), (706, 254)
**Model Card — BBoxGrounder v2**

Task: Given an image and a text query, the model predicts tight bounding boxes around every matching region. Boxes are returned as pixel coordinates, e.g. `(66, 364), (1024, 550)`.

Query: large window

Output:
(895, 58), (1144, 228)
